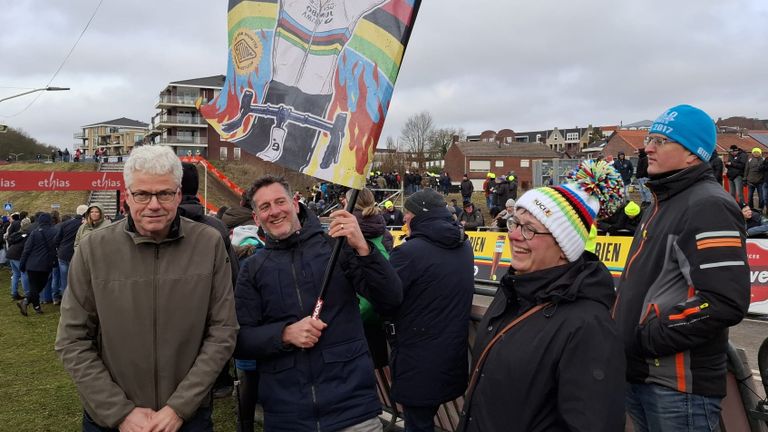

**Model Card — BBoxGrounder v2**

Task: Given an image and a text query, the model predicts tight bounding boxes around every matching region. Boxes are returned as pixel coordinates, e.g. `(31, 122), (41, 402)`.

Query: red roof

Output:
(609, 130), (647, 151)
(716, 134), (767, 154)
(610, 130), (768, 155)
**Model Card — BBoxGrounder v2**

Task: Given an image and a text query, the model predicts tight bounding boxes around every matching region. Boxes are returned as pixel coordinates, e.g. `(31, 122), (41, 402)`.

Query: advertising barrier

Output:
(391, 230), (768, 315)
(0, 171), (124, 191)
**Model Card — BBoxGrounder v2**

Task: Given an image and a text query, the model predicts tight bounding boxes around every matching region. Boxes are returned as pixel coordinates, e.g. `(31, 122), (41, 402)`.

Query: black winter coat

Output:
(179, 195), (239, 286)
(614, 163), (749, 397)
(383, 208), (404, 227)
(234, 207), (402, 432)
(20, 214), (57, 272)
(5, 220), (26, 261)
(54, 215), (83, 262)
(461, 253), (625, 432)
(355, 211), (393, 252)
(710, 154), (724, 184)
(614, 157), (634, 182)
(460, 179), (474, 197)
(726, 150), (748, 179)
(636, 152), (649, 178)
(387, 208), (474, 406)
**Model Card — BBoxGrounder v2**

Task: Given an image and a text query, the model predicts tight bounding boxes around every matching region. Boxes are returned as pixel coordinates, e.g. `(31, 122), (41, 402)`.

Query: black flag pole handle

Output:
(311, 188), (360, 320)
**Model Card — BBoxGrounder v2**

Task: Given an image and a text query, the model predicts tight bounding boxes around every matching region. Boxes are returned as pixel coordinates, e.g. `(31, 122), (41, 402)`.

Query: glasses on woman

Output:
(506, 217), (553, 240)
(129, 189), (178, 204)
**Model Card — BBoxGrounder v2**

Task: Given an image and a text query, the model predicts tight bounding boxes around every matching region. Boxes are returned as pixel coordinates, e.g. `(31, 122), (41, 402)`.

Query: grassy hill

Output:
(209, 159), (318, 197)
(0, 127), (61, 161)
(0, 162), (95, 215)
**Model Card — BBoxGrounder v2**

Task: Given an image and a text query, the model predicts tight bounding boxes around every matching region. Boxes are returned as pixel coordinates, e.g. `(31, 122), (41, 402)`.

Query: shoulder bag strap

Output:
(464, 302), (552, 408)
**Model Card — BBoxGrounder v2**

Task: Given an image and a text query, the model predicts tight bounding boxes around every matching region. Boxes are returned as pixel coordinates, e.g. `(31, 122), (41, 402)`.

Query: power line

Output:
(0, 0), (104, 118)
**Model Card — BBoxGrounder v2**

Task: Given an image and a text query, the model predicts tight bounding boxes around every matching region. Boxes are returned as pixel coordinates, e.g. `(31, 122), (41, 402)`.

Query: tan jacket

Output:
(74, 216), (110, 250)
(55, 216), (238, 428)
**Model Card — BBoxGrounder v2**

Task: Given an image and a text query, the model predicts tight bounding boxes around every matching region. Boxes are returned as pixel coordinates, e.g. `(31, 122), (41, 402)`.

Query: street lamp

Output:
(0, 86), (70, 103)
(8, 153), (23, 162)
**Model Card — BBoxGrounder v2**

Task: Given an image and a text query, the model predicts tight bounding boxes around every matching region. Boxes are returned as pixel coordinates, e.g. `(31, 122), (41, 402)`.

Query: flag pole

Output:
(311, 188), (360, 320)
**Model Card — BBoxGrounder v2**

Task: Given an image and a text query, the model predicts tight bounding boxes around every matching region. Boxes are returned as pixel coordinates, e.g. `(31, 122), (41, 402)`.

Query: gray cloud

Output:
(1, 0), (767, 149)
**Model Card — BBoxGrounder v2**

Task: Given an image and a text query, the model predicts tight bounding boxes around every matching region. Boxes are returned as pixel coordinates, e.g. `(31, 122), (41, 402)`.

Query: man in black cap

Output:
(178, 162), (240, 398)
(385, 188), (474, 432)
(726, 145), (747, 204)
(459, 201), (484, 231)
(460, 173), (474, 203)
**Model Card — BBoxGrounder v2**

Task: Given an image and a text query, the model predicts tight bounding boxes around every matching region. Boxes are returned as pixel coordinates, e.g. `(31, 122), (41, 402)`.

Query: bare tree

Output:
(400, 111), (434, 170)
(429, 127), (466, 158)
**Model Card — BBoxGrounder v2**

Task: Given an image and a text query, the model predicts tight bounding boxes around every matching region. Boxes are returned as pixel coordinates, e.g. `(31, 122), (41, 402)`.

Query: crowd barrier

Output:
(389, 229), (768, 315)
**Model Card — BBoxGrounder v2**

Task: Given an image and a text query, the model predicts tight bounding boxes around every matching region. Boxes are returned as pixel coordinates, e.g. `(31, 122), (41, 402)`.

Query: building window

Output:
(220, 147), (228, 160)
(536, 134), (542, 142)
(234, 147), (241, 161)
(469, 160), (491, 172)
(495, 161), (504, 167)
(566, 132), (579, 141)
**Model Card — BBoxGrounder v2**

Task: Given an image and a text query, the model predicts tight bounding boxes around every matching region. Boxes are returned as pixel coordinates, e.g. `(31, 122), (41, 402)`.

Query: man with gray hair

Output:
(56, 145), (238, 432)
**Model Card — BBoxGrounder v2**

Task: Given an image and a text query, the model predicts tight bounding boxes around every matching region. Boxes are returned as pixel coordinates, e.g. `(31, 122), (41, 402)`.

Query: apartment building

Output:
(146, 75), (225, 156)
(74, 117), (148, 156)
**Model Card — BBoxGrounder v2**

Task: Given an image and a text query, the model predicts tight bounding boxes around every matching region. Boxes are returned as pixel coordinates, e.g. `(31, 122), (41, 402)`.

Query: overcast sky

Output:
(2, 0), (768, 149)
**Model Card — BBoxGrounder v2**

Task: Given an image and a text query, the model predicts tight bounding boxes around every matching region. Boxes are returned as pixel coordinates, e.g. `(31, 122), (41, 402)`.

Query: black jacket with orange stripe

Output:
(613, 162), (750, 397)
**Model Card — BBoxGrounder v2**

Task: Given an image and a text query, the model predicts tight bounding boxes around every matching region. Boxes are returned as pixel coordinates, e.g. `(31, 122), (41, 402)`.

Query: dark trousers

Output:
(27, 270), (51, 308)
(237, 369), (259, 432)
(403, 405), (439, 432)
(83, 406), (212, 432)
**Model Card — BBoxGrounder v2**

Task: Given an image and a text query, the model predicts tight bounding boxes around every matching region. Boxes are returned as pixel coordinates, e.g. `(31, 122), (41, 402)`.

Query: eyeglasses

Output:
(128, 189), (178, 204)
(643, 136), (675, 147)
(507, 217), (553, 240)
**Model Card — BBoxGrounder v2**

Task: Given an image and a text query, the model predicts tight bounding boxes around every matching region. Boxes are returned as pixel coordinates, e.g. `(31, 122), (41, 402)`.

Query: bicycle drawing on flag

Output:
(200, 0), (421, 188)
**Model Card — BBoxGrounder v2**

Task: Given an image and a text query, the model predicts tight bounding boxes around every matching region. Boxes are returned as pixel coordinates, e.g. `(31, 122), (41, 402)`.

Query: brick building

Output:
(444, 141), (560, 191)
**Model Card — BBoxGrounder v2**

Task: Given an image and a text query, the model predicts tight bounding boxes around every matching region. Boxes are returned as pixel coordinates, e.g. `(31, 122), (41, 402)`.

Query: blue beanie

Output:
(649, 104), (716, 162)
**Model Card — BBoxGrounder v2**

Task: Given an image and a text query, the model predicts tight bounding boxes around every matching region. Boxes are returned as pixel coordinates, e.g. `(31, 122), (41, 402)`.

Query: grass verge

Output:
(0, 267), (242, 431)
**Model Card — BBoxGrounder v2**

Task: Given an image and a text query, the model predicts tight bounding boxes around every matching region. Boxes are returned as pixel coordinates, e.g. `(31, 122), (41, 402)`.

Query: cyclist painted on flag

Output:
(200, 0), (418, 188)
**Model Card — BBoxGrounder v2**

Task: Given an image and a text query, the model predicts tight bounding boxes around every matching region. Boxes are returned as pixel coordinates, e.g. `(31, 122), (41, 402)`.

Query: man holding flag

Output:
(234, 175), (402, 431)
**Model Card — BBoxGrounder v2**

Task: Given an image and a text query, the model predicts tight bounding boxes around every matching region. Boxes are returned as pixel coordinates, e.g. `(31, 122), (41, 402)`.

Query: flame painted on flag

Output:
(199, 0), (420, 189)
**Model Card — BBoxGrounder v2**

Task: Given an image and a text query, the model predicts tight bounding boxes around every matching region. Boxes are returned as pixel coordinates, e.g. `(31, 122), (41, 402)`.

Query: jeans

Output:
(625, 383), (722, 432)
(58, 259), (70, 298)
(748, 183), (764, 209)
(637, 177), (652, 203)
(82, 406), (213, 431)
(728, 176), (745, 205)
(762, 182), (768, 210)
(748, 224), (768, 237)
(403, 405), (439, 432)
(9, 259), (30, 297)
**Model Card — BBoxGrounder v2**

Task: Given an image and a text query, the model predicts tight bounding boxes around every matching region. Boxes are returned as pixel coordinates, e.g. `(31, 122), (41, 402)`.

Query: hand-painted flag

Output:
(199, 0), (421, 189)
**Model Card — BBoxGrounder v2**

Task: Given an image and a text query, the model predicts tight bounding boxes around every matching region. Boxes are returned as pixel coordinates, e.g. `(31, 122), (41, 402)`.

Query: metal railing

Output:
(156, 95), (209, 106)
(157, 136), (208, 145)
(154, 115), (207, 127)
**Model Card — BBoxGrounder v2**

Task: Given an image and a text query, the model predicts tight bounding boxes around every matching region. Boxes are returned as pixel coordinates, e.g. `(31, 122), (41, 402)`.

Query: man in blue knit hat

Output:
(613, 104), (750, 431)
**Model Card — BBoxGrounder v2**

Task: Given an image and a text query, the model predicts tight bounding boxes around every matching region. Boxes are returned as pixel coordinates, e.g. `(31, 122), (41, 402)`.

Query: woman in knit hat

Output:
(460, 160), (626, 432)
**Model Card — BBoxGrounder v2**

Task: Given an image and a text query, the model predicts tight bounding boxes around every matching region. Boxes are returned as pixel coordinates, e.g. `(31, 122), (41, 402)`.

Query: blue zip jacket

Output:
(234, 207), (402, 431)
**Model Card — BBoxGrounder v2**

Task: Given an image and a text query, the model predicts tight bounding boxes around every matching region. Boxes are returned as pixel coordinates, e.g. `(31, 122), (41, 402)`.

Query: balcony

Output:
(157, 136), (208, 146)
(156, 95), (210, 108)
(154, 114), (207, 128)
(74, 132), (86, 140)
